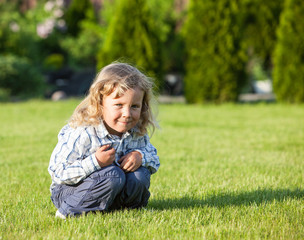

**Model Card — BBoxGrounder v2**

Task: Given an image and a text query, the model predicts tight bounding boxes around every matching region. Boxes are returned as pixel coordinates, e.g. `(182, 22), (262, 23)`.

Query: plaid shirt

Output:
(48, 122), (160, 191)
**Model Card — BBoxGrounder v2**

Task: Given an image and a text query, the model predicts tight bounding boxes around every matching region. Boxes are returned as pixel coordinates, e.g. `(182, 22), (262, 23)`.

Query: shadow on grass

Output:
(149, 188), (304, 210)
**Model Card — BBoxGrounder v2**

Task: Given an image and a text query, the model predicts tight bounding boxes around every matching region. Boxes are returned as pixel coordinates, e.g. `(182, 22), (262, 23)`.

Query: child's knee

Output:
(108, 169), (126, 192)
(120, 168), (151, 208)
(126, 167), (151, 191)
(91, 165), (126, 191)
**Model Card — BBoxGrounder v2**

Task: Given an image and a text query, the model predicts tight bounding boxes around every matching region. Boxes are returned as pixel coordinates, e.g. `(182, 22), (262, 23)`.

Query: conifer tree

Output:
(97, 0), (162, 88)
(241, 0), (283, 61)
(184, 0), (247, 103)
(273, 0), (304, 102)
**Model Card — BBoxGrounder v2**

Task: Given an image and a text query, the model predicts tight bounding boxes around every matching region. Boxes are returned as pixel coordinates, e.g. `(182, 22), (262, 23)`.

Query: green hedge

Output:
(273, 0), (304, 103)
(184, 0), (247, 103)
(0, 55), (45, 99)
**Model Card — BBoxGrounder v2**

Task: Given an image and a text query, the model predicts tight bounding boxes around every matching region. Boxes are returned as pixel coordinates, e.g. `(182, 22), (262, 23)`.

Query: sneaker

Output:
(55, 210), (66, 220)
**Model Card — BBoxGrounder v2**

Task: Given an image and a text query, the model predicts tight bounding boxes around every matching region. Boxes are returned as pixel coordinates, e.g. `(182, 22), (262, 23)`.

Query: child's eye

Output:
(131, 105), (140, 109)
(115, 104), (122, 107)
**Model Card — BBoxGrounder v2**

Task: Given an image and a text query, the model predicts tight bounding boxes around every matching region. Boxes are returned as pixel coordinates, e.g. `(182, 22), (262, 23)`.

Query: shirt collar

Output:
(94, 121), (107, 138)
(95, 121), (139, 139)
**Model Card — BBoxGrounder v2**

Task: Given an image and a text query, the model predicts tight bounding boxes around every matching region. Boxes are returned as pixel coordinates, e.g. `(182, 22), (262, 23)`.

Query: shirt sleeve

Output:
(127, 134), (160, 174)
(48, 126), (101, 185)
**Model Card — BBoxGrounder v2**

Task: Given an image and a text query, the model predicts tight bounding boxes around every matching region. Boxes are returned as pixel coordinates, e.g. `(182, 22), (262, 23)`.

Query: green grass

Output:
(0, 100), (303, 239)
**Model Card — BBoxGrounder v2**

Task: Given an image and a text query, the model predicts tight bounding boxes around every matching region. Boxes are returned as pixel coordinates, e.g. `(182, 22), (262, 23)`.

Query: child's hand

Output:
(118, 151), (142, 173)
(95, 145), (115, 168)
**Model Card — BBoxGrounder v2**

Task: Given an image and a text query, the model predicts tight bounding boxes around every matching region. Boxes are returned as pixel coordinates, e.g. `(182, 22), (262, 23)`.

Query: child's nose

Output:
(122, 107), (131, 118)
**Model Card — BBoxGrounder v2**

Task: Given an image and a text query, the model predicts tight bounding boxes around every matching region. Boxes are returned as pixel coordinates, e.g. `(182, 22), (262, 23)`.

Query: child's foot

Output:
(55, 210), (66, 220)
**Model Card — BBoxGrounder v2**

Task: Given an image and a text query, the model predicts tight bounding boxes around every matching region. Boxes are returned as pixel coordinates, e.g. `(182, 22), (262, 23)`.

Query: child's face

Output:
(102, 87), (144, 137)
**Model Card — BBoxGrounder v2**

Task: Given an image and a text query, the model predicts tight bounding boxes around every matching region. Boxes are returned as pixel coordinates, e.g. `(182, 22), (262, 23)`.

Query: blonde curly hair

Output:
(69, 62), (157, 135)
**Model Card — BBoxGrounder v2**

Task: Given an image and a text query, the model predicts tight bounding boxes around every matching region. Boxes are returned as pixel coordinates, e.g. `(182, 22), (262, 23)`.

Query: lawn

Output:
(0, 99), (303, 239)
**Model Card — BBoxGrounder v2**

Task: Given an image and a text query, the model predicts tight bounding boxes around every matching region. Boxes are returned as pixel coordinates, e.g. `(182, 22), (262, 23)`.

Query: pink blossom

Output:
(10, 22), (20, 32)
(44, 1), (55, 12)
(53, 9), (64, 18)
(37, 18), (56, 38)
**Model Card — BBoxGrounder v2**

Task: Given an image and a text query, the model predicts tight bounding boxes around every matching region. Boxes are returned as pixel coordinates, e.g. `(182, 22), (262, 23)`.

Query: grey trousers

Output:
(51, 165), (151, 217)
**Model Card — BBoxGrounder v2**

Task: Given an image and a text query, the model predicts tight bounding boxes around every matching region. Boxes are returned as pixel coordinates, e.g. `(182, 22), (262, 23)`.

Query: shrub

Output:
(60, 4), (104, 68)
(43, 53), (64, 71)
(97, 0), (163, 89)
(272, 0), (304, 103)
(240, 0), (283, 87)
(0, 1), (67, 66)
(0, 4), (41, 64)
(147, 0), (184, 73)
(0, 88), (11, 102)
(0, 55), (45, 98)
(241, 0), (283, 61)
(64, 0), (93, 36)
(183, 0), (247, 103)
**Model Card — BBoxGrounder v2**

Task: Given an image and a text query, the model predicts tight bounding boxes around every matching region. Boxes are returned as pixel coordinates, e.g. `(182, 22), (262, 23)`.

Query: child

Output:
(48, 62), (160, 219)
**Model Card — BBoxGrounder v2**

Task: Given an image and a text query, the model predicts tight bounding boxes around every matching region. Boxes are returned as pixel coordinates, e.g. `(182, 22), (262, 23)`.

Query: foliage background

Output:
(1, 0), (302, 102)
(272, 0), (304, 103)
